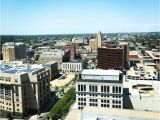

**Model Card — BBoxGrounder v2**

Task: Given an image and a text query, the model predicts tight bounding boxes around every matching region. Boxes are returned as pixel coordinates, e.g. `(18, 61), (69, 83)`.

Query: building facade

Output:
(76, 69), (123, 109)
(96, 31), (102, 47)
(97, 44), (129, 71)
(89, 31), (103, 53)
(38, 49), (70, 69)
(68, 45), (76, 59)
(0, 67), (50, 117)
(2, 42), (26, 61)
(42, 62), (59, 80)
(62, 60), (86, 73)
(89, 39), (98, 52)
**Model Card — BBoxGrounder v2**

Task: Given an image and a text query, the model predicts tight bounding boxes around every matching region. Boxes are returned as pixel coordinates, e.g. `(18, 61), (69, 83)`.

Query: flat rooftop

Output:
(65, 107), (160, 120)
(0, 67), (39, 74)
(145, 51), (160, 60)
(0, 61), (44, 74)
(81, 69), (121, 76)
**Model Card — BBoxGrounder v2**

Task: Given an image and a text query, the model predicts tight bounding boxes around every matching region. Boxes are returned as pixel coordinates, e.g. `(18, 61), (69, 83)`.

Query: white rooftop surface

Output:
(65, 107), (160, 120)
(81, 69), (121, 76)
(0, 61), (45, 74)
(123, 77), (160, 112)
(145, 51), (160, 60)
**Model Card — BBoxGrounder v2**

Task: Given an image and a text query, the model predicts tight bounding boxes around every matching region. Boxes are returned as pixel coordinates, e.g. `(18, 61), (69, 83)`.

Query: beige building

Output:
(96, 31), (102, 47)
(38, 49), (70, 70)
(89, 38), (98, 52)
(2, 42), (16, 61)
(89, 32), (102, 52)
(2, 42), (26, 61)
(0, 66), (50, 117)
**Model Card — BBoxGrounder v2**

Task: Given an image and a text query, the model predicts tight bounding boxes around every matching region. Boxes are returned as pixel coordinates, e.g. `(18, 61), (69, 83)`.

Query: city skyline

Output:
(0, 0), (160, 35)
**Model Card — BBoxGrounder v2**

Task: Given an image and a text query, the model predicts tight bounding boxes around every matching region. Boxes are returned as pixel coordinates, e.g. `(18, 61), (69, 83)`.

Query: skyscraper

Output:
(97, 44), (129, 71)
(89, 31), (102, 52)
(96, 31), (102, 47)
(68, 44), (76, 59)
(89, 39), (98, 52)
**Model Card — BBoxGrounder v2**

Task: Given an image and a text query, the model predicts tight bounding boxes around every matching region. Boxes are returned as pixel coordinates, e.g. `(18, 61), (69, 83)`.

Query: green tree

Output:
(50, 87), (76, 118)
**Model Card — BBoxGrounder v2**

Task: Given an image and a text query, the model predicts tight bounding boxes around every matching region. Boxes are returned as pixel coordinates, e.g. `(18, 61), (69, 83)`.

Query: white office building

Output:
(62, 60), (86, 73)
(76, 69), (123, 109)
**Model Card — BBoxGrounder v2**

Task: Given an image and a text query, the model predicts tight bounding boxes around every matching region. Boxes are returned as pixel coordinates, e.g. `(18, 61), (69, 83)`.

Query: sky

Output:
(0, 0), (160, 35)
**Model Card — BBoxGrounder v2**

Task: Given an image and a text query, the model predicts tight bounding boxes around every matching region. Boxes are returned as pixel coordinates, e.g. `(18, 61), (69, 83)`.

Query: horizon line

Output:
(0, 31), (160, 36)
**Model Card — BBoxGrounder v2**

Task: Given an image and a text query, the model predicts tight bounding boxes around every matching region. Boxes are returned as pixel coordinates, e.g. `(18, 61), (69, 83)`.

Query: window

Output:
(89, 85), (98, 92)
(78, 85), (86, 92)
(78, 85), (80, 91)
(33, 84), (36, 94)
(113, 86), (115, 93)
(5, 77), (11, 82)
(89, 103), (97, 106)
(0, 77), (4, 81)
(15, 79), (18, 83)
(119, 87), (121, 93)
(101, 86), (109, 93)
(15, 86), (19, 101)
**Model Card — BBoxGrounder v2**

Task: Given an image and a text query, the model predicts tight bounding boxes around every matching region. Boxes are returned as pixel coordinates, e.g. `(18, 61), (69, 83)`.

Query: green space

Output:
(49, 87), (76, 120)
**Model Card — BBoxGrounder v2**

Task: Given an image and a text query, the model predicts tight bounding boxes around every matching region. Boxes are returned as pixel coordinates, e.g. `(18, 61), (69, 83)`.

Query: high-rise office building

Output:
(97, 44), (129, 71)
(0, 65), (50, 117)
(89, 31), (102, 52)
(76, 69), (123, 109)
(68, 45), (76, 59)
(96, 31), (102, 47)
(89, 39), (98, 52)
(14, 42), (26, 60)
(2, 42), (16, 61)
(2, 42), (26, 61)
(119, 42), (129, 69)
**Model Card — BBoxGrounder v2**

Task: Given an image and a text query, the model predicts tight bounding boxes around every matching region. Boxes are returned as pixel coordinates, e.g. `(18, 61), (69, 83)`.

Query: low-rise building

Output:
(124, 75), (160, 112)
(38, 49), (70, 69)
(76, 69), (123, 109)
(126, 63), (158, 81)
(62, 60), (86, 73)
(72, 37), (85, 44)
(145, 51), (160, 64)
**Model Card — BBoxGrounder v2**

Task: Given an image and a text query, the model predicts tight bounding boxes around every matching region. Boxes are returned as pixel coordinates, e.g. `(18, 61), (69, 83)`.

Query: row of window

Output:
(78, 85), (122, 94)
(78, 104), (122, 109)
(77, 95), (121, 99)
(78, 102), (86, 106)
(62, 64), (82, 70)
(0, 77), (18, 83)
(77, 98), (122, 104)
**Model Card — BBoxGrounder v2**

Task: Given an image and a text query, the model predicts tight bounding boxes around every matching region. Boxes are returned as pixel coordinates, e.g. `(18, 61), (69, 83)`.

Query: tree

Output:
(49, 87), (76, 118)
(55, 86), (59, 91)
